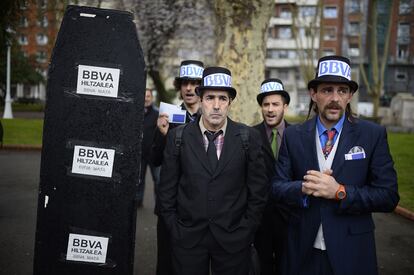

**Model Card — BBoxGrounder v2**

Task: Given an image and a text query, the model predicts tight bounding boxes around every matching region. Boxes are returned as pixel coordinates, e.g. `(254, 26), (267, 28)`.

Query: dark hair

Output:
(173, 79), (202, 91)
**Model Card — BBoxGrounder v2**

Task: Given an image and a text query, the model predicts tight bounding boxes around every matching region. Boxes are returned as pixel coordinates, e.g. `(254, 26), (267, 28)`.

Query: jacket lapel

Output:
(213, 119), (239, 177)
(186, 121), (213, 174)
(302, 117), (320, 171)
(331, 117), (359, 176)
(259, 122), (276, 162)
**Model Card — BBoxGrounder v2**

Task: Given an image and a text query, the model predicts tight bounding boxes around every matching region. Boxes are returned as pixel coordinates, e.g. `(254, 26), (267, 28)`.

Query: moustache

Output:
(324, 102), (342, 110)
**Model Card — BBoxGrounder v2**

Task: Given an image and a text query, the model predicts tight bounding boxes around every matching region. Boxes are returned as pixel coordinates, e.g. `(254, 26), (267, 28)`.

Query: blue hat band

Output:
(203, 73), (232, 88)
(318, 60), (351, 80)
(261, 82), (284, 93)
(180, 65), (204, 78)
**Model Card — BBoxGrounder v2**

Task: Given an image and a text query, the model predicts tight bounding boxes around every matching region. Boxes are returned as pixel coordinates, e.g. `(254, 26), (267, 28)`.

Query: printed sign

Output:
(76, 65), (120, 98)
(159, 102), (187, 124)
(71, 145), (115, 178)
(261, 81), (284, 93)
(318, 60), (351, 80)
(66, 233), (109, 264)
(203, 73), (232, 87)
(180, 64), (203, 78)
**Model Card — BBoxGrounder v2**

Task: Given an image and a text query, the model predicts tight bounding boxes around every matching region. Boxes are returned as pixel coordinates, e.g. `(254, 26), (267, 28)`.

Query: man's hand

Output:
(157, 113), (170, 136)
(302, 169), (340, 199)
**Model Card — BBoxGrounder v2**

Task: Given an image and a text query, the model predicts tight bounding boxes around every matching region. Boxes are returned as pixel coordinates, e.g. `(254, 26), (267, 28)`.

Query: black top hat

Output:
(195, 66), (237, 99)
(308, 55), (358, 92)
(257, 78), (290, 105)
(174, 60), (204, 82)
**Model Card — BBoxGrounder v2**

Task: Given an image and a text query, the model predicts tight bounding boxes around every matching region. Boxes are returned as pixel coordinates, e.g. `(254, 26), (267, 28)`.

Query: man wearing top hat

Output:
(158, 66), (267, 275)
(151, 60), (204, 275)
(253, 79), (290, 275)
(271, 55), (399, 275)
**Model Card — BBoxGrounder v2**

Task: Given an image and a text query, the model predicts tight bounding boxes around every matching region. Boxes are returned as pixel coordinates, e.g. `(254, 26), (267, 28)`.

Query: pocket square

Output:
(345, 146), (366, 160)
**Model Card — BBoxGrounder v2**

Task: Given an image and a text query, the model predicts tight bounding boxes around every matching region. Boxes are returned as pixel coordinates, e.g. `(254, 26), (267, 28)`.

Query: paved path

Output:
(0, 149), (413, 275)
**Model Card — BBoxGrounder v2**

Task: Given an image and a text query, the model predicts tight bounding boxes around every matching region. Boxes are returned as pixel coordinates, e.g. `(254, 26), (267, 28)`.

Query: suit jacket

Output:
(159, 117), (268, 253)
(272, 115), (399, 275)
(253, 121), (290, 221)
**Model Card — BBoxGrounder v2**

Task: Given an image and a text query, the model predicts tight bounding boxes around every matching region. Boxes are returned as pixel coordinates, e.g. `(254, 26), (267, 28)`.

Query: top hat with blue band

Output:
(307, 55), (358, 92)
(257, 78), (290, 105)
(175, 60), (204, 82)
(195, 66), (237, 99)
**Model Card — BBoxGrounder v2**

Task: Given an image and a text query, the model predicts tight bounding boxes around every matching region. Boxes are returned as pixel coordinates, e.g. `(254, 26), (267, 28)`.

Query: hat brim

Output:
(308, 76), (358, 92)
(175, 76), (202, 82)
(257, 90), (290, 105)
(196, 86), (237, 99)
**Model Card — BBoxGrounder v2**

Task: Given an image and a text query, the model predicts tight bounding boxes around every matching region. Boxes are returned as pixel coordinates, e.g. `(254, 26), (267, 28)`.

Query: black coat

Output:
(142, 105), (159, 160)
(159, 117), (268, 253)
(253, 121), (291, 221)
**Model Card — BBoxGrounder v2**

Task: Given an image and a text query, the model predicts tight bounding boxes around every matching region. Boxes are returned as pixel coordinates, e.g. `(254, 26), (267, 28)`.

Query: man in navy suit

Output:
(253, 79), (290, 275)
(272, 55), (399, 275)
(159, 67), (267, 275)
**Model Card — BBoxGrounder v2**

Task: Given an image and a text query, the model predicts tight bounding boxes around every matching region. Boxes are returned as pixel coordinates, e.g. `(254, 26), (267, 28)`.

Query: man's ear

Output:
(309, 87), (317, 102)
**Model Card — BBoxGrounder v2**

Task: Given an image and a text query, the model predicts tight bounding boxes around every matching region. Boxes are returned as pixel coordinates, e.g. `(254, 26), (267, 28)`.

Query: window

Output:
(278, 69), (289, 80)
(36, 33), (48, 45)
(278, 26), (292, 39)
(349, 0), (361, 13)
(322, 49), (335, 57)
(323, 6), (338, 18)
(299, 6), (316, 17)
(348, 22), (360, 35)
(39, 16), (48, 27)
(268, 26), (277, 39)
(397, 44), (409, 60)
(399, 0), (413, 14)
(323, 27), (337, 40)
(348, 43), (360, 57)
(280, 7), (292, 19)
(397, 23), (410, 44)
(18, 35), (28, 45)
(395, 70), (408, 81)
(38, 0), (47, 9)
(20, 16), (28, 27)
(37, 51), (47, 63)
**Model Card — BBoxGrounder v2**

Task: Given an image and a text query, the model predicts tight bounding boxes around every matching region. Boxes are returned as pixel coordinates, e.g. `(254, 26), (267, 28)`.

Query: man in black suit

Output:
(253, 79), (290, 275)
(137, 88), (160, 207)
(152, 60), (204, 275)
(159, 67), (268, 275)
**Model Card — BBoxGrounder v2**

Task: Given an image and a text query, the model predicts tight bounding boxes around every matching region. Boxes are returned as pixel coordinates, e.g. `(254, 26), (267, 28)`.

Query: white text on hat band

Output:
(180, 65), (204, 78)
(204, 73), (232, 88)
(318, 60), (351, 80)
(261, 82), (284, 93)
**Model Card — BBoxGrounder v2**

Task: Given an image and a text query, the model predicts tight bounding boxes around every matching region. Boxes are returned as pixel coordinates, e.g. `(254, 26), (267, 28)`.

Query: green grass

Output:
(1, 118), (413, 211)
(0, 102), (45, 112)
(388, 133), (414, 211)
(1, 118), (43, 145)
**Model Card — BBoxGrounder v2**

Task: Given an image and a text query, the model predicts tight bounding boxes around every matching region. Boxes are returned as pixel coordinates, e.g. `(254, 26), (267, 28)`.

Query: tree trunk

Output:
(148, 69), (169, 104)
(213, 0), (274, 125)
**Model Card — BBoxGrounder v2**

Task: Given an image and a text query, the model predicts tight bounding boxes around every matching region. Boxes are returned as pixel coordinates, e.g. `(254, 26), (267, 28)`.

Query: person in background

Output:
(137, 88), (160, 207)
(272, 55), (399, 275)
(253, 78), (290, 275)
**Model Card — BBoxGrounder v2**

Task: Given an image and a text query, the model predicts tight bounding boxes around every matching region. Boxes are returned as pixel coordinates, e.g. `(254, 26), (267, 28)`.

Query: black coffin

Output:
(33, 5), (145, 275)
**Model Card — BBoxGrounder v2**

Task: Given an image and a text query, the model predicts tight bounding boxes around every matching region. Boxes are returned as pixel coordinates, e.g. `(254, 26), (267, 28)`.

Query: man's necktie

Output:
(323, 129), (336, 159)
(271, 128), (278, 158)
(205, 130), (222, 169)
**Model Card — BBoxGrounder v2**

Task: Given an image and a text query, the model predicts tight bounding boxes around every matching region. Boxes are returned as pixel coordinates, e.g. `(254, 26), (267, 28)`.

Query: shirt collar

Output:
(317, 114), (345, 137)
(199, 117), (227, 137)
(265, 120), (286, 138)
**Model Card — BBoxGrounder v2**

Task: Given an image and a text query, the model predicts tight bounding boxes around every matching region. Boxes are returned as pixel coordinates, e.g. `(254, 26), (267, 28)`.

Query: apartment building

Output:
(14, 0), (63, 101)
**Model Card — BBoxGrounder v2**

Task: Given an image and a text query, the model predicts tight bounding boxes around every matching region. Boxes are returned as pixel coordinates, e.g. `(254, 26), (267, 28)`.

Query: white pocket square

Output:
(345, 146), (366, 160)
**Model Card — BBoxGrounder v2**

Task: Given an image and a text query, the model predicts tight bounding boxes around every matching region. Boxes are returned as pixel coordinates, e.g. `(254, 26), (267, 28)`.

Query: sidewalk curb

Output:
(2, 144), (42, 150)
(394, 205), (414, 222)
